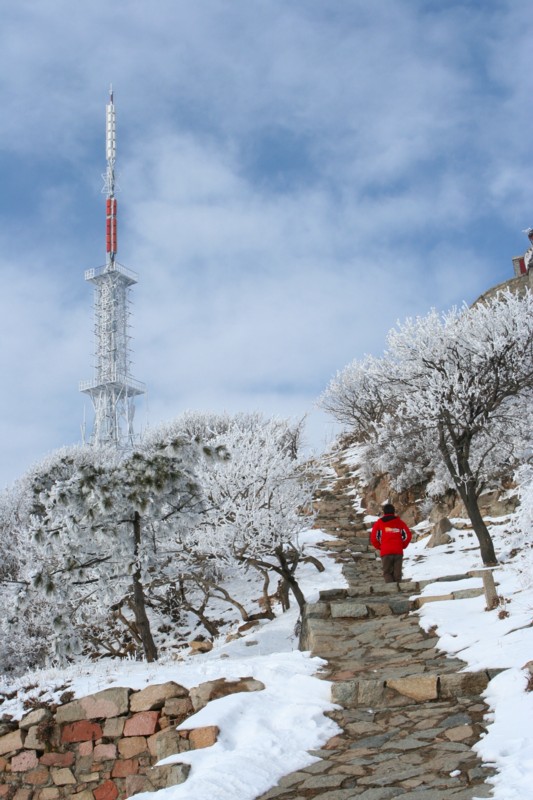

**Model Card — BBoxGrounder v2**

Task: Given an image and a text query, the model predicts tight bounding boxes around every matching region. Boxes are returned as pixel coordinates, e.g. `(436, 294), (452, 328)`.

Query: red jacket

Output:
(371, 514), (412, 556)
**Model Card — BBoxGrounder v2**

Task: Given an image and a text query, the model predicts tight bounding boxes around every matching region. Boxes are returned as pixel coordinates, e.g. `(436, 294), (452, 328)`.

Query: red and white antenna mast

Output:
(105, 86), (117, 263)
(80, 88), (145, 448)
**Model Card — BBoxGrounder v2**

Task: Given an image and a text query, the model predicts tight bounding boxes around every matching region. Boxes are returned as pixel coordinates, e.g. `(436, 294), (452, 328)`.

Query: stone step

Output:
(306, 597), (414, 621)
(346, 580), (420, 596)
(348, 551), (375, 560)
(316, 543), (370, 555)
(331, 670), (492, 709)
(313, 498), (360, 508)
(331, 597), (414, 617)
(319, 581), (420, 602)
(314, 521), (362, 531)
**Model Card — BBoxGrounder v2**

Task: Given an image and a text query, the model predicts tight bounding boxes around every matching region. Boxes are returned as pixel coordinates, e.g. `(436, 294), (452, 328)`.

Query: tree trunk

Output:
(131, 512), (158, 662)
(274, 547), (307, 612)
(459, 483), (498, 566)
(438, 425), (498, 566)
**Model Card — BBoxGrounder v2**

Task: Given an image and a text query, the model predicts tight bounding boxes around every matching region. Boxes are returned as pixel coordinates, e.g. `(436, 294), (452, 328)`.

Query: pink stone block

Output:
(111, 758), (138, 778)
(61, 720), (102, 743)
(123, 711), (160, 737)
(13, 791), (33, 800)
(77, 741), (93, 757)
(11, 750), (39, 772)
(188, 725), (219, 750)
(25, 767), (50, 785)
(40, 752), (75, 767)
(117, 736), (147, 759)
(93, 780), (119, 800)
(93, 743), (117, 761)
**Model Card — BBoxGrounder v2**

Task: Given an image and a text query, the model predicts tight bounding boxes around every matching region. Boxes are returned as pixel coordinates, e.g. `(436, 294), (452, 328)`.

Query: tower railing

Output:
(80, 373), (146, 395)
(85, 261), (139, 284)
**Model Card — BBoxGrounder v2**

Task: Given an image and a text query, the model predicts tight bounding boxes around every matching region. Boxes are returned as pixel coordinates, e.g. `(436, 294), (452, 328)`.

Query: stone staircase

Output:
(256, 455), (495, 800)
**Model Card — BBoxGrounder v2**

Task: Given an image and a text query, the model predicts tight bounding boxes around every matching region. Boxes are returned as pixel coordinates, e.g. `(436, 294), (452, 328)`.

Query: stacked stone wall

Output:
(0, 677), (263, 800)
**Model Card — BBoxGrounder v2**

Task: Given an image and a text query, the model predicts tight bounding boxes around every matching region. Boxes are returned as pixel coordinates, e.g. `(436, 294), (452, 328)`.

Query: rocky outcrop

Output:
(319, 444), (519, 534)
(0, 678), (264, 800)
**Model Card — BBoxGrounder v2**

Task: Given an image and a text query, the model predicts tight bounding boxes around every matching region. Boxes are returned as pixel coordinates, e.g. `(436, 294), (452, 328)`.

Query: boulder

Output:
(189, 639), (213, 654)
(434, 517), (453, 534)
(427, 518), (453, 548)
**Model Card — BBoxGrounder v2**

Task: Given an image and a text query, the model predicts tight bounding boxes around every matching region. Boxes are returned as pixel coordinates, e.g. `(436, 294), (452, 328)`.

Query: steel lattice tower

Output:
(80, 89), (145, 447)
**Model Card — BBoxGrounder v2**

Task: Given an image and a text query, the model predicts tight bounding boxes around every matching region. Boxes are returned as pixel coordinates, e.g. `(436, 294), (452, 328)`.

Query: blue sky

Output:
(1, 0), (532, 488)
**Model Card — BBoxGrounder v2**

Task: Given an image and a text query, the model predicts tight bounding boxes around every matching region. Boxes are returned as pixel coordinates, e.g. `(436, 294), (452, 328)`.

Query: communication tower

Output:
(80, 89), (145, 447)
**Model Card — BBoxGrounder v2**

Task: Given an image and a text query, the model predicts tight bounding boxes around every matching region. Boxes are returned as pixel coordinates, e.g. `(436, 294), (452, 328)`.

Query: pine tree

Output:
(28, 437), (205, 662)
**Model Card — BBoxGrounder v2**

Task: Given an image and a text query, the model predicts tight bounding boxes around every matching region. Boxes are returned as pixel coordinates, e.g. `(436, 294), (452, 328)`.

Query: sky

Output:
(2, 0), (533, 488)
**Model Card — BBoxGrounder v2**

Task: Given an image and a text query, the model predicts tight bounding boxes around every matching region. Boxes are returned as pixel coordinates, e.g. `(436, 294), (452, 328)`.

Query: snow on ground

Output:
(3, 517), (533, 800)
(0, 530), (346, 800)
(405, 518), (533, 800)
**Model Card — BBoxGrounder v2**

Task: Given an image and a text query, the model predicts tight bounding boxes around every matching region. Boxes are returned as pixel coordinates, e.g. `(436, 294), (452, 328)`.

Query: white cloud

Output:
(0, 0), (532, 487)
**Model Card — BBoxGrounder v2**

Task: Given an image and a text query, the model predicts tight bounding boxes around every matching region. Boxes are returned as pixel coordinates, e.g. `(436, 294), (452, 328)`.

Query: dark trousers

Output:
(381, 554), (403, 583)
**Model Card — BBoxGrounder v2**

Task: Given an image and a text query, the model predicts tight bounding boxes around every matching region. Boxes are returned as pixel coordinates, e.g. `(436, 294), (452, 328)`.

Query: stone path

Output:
(255, 458), (496, 800)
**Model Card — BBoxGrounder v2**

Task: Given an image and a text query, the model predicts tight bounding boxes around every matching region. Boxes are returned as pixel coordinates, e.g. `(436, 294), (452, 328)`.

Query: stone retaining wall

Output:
(0, 677), (264, 800)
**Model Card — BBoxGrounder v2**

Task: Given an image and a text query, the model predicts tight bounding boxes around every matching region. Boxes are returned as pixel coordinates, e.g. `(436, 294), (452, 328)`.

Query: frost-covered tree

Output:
(26, 437), (208, 662)
(0, 481), (52, 673)
(0, 446), (98, 673)
(152, 412), (319, 614)
(3, 413), (316, 671)
(320, 290), (533, 565)
(513, 464), (533, 589)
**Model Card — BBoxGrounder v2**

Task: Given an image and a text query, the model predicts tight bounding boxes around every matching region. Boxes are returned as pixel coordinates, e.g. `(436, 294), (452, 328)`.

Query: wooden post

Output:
(468, 568), (499, 610)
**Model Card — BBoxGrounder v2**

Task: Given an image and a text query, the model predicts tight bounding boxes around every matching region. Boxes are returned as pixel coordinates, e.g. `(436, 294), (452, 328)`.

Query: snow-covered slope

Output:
(2, 515), (533, 800)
